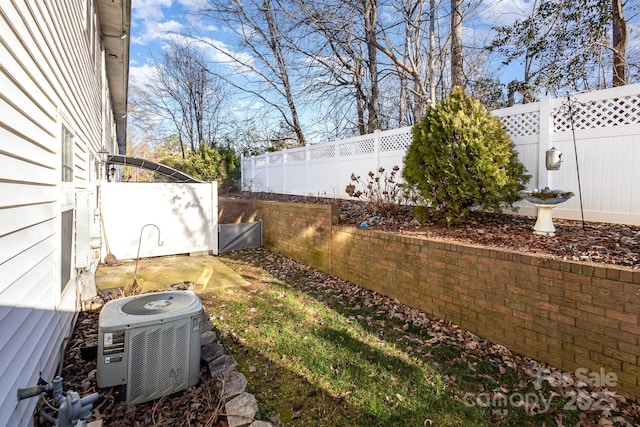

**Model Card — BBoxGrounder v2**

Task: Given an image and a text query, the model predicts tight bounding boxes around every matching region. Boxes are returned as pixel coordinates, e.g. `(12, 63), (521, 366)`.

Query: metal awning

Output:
(107, 154), (203, 183)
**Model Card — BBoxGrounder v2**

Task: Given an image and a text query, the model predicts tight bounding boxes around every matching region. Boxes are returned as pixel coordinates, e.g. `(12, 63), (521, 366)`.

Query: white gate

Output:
(100, 182), (218, 261)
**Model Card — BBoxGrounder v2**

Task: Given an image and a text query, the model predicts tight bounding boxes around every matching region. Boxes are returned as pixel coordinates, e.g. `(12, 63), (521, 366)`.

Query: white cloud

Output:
(132, 20), (186, 45)
(132, 0), (173, 22)
(129, 64), (159, 85)
(478, 0), (535, 27)
(176, 0), (205, 11)
(131, 0), (191, 46)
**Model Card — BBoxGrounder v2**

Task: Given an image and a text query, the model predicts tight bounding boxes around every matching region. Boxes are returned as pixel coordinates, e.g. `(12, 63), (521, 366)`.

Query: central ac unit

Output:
(97, 290), (202, 404)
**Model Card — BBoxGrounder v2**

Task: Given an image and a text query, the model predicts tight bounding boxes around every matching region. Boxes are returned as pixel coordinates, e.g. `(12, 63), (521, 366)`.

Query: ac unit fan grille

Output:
(121, 293), (195, 315)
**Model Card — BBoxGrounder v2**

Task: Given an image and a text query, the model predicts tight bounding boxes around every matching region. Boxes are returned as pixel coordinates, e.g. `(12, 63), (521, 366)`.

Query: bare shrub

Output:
(345, 166), (409, 217)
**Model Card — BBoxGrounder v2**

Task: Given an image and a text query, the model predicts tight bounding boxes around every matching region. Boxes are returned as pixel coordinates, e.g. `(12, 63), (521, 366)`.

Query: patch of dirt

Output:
(225, 192), (640, 269)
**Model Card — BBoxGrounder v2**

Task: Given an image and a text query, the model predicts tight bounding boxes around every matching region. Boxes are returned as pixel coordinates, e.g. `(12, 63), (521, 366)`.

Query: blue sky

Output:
(127, 0), (536, 137)
(128, 0), (639, 86)
(128, 0), (536, 83)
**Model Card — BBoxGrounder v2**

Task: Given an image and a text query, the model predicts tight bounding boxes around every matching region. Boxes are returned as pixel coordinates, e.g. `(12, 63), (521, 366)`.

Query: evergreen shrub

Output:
(402, 87), (530, 224)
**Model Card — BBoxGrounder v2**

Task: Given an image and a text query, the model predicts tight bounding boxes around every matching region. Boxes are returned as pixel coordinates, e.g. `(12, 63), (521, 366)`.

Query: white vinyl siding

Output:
(0, 0), (120, 423)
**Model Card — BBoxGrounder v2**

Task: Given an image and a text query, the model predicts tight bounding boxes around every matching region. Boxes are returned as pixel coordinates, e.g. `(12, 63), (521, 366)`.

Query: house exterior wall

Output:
(0, 0), (127, 423)
(219, 198), (640, 399)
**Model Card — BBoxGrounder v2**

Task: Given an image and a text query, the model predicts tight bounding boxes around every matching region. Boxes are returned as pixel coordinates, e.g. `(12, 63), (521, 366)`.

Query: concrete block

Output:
(221, 370), (249, 402)
(201, 330), (217, 345)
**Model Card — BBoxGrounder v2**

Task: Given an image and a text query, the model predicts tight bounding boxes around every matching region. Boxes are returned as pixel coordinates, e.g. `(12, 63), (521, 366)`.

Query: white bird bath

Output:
(530, 202), (564, 236)
(523, 188), (574, 237)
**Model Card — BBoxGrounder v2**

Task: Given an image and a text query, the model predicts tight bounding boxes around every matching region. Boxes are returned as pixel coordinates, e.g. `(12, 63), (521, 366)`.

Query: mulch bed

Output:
(34, 304), (228, 427)
(224, 191), (640, 269)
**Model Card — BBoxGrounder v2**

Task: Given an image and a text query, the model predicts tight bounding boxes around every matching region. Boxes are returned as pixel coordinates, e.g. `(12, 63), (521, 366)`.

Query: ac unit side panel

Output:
(128, 327), (162, 404)
(160, 322), (189, 396)
(97, 328), (129, 388)
(160, 323), (178, 394)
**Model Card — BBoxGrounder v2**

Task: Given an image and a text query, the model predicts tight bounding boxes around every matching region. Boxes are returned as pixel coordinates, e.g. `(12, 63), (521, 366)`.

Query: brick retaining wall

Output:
(219, 198), (640, 398)
(218, 198), (336, 272)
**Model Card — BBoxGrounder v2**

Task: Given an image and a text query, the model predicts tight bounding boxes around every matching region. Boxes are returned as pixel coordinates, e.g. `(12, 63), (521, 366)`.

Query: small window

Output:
(62, 125), (73, 182)
(61, 209), (73, 291)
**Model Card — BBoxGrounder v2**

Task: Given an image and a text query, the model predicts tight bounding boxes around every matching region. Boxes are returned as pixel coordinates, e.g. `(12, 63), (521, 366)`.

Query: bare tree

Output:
(196, 0), (307, 146)
(374, 0), (435, 124)
(289, 0), (487, 131)
(362, 0), (381, 130)
(291, 0), (446, 130)
(612, 0), (628, 86)
(130, 38), (227, 156)
(288, 0), (385, 135)
(375, 0), (486, 119)
(428, 0), (437, 107)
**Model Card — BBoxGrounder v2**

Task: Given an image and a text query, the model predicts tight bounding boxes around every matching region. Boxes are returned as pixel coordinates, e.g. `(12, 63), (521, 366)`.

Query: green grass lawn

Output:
(200, 248), (635, 427)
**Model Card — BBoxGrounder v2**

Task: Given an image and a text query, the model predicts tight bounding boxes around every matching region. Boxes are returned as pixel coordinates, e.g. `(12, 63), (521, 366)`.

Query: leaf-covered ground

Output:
(226, 191), (640, 269)
(48, 247), (640, 426)
(38, 192), (639, 426)
(211, 248), (640, 426)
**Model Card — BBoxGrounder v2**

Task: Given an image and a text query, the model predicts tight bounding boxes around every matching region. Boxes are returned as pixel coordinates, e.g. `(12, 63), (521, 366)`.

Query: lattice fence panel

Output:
(380, 132), (412, 152)
(338, 139), (375, 156)
(254, 158), (266, 167)
(308, 145), (336, 160)
(499, 112), (540, 137)
(553, 95), (640, 132)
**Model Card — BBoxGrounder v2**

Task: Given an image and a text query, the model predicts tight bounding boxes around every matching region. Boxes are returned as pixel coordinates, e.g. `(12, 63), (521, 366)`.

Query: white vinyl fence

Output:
(241, 84), (640, 225)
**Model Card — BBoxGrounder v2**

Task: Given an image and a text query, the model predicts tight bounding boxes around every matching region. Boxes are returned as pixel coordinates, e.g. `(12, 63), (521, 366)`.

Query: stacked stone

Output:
(200, 313), (272, 427)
